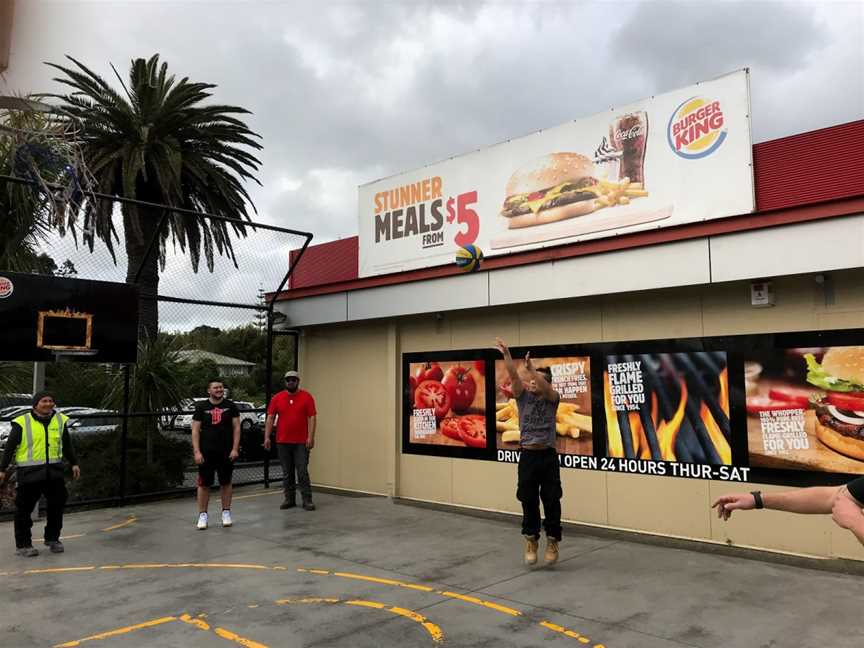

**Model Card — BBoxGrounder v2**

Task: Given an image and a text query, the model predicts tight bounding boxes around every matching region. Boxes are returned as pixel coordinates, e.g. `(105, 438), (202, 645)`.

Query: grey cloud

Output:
(610, 1), (828, 90)
(3, 0), (861, 255)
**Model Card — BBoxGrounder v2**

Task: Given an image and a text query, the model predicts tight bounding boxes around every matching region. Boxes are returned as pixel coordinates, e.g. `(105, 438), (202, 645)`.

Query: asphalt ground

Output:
(1, 485), (863, 648)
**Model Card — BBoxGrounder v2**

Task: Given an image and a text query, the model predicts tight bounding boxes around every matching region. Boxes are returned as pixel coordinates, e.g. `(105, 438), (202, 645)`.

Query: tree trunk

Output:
(123, 206), (162, 341)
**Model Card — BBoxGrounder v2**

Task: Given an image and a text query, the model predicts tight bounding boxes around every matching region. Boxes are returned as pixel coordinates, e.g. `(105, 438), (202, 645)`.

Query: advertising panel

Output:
(401, 330), (864, 486)
(360, 70), (753, 277)
(745, 346), (864, 475)
(404, 354), (491, 459)
(495, 355), (592, 462)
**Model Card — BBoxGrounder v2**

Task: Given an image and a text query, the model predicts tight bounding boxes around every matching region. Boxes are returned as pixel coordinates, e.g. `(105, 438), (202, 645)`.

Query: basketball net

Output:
(0, 96), (98, 235)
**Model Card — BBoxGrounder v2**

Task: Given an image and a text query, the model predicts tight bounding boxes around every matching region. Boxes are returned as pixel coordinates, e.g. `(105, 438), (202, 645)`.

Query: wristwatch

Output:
(751, 490), (765, 509)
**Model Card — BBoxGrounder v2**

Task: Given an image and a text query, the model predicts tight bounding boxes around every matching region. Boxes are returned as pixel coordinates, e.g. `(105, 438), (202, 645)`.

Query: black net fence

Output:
(0, 193), (311, 515)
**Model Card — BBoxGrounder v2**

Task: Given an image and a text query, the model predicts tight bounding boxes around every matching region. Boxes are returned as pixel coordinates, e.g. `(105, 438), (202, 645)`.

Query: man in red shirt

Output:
(264, 370), (317, 510)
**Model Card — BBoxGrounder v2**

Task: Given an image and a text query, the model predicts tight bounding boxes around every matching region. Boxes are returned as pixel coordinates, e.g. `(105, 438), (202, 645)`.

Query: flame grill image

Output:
(36, 307), (94, 353)
(605, 352), (731, 464)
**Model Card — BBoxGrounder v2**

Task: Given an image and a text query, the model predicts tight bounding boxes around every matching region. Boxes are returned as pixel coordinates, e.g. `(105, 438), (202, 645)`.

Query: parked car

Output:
(66, 409), (120, 437)
(171, 399), (203, 431)
(240, 411), (276, 462)
(235, 401), (259, 432)
(0, 406), (31, 440)
(0, 393), (32, 409)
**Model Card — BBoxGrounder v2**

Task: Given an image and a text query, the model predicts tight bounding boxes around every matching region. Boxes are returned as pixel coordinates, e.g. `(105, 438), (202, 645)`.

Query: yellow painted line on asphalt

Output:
(333, 571), (436, 592)
(213, 626), (269, 648)
(24, 566), (95, 575)
(390, 607), (445, 644)
(346, 599), (386, 609)
(307, 567), (602, 645)
(101, 516), (137, 532)
(53, 616), (177, 647)
(179, 613), (210, 630)
(48, 516), (138, 543)
(439, 591), (521, 617)
(541, 620), (604, 646)
(277, 597), (443, 644)
(98, 563), (271, 571)
(33, 561), (602, 646)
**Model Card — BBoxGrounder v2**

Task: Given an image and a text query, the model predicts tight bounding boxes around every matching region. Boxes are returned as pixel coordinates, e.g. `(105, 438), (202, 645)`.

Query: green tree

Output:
(48, 55), (262, 339)
(103, 336), (187, 464)
(176, 357), (221, 399)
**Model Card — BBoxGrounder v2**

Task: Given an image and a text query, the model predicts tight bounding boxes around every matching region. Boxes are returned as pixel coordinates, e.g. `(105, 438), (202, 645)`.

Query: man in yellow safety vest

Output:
(0, 391), (80, 556)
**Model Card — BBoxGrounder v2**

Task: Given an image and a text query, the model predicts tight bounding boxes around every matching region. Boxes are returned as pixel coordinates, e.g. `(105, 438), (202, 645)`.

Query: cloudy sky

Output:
(5, 0), (862, 244)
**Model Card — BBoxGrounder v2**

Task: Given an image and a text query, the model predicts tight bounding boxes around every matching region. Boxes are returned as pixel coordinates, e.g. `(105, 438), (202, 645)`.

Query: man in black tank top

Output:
(713, 477), (864, 547)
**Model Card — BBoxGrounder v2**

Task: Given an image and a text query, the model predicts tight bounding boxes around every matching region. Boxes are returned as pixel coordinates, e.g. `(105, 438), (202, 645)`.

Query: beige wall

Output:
(301, 269), (864, 560)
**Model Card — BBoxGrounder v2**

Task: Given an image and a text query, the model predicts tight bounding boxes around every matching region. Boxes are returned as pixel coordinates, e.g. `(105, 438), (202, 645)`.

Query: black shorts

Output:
(197, 452), (234, 487)
(846, 476), (864, 504)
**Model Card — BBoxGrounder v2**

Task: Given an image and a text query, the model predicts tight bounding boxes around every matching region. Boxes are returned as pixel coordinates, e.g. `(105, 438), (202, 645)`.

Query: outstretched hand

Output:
(494, 337), (509, 356)
(711, 493), (757, 521)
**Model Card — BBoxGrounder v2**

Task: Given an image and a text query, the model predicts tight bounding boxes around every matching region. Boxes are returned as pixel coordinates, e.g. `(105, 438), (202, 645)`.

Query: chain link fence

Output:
(1, 190), (311, 516)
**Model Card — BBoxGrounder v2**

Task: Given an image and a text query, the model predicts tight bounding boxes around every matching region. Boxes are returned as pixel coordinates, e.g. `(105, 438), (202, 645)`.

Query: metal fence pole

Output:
(119, 364), (131, 504)
(263, 310), (274, 489)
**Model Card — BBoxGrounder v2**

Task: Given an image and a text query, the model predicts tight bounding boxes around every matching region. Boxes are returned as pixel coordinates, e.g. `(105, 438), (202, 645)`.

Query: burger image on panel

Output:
(500, 152), (600, 229)
(806, 346), (864, 461)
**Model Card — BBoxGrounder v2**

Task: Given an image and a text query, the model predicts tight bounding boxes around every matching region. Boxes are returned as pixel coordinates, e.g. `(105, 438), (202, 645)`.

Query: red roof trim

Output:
(274, 119), (864, 302)
(274, 194), (864, 302)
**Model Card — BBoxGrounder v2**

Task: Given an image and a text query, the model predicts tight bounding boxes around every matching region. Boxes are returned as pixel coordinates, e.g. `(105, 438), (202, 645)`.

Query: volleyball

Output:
(455, 244), (484, 272)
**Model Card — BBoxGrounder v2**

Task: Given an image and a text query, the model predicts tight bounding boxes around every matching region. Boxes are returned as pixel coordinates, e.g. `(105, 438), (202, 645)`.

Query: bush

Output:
(67, 428), (191, 502)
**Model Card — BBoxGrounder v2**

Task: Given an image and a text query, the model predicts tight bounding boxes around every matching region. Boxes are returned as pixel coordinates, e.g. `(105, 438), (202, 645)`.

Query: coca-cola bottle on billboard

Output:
(610, 111), (648, 186)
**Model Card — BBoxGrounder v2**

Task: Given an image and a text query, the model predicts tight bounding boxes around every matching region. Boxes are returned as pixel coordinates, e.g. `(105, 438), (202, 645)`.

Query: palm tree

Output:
(47, 55), (262, 339)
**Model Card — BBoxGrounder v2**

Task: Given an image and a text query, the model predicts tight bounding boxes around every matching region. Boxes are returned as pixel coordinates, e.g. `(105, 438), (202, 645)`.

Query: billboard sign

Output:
(359, 70), (753, 277)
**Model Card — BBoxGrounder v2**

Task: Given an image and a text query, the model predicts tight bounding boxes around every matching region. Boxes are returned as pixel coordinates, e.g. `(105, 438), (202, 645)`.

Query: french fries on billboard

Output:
(495, 399), (590, 442)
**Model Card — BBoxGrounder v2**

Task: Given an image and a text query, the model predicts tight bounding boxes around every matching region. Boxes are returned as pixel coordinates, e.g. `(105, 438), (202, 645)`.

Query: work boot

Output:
(16, 546), (39, 557)
(280, 498), (296, 510)
(523, 535), (539, 565)
(544, 538), (559, 565)
(44, 540), (64, 554)
(302, 499), (316, 511)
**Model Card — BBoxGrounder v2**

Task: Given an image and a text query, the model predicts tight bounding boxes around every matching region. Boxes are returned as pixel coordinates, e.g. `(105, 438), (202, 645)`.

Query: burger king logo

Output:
(667, 97), (727, 159)
(0, 276), (13, 299)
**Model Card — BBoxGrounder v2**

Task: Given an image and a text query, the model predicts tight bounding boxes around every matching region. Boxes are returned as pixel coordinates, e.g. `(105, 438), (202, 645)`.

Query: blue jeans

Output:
(277, 443), (311, 502)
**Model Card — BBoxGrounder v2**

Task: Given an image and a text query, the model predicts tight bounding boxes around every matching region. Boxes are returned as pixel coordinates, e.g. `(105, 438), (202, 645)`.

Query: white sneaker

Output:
(221, 510), (232, 527)
(197, 512), (208, 530)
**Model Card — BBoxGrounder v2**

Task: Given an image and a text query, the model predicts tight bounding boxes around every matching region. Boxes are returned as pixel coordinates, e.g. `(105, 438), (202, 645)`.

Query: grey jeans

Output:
(277, 443), (311, 501)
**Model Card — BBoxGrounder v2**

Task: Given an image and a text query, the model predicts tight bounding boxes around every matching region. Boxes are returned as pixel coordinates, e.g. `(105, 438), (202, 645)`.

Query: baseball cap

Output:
(284, 370), (300, 379)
